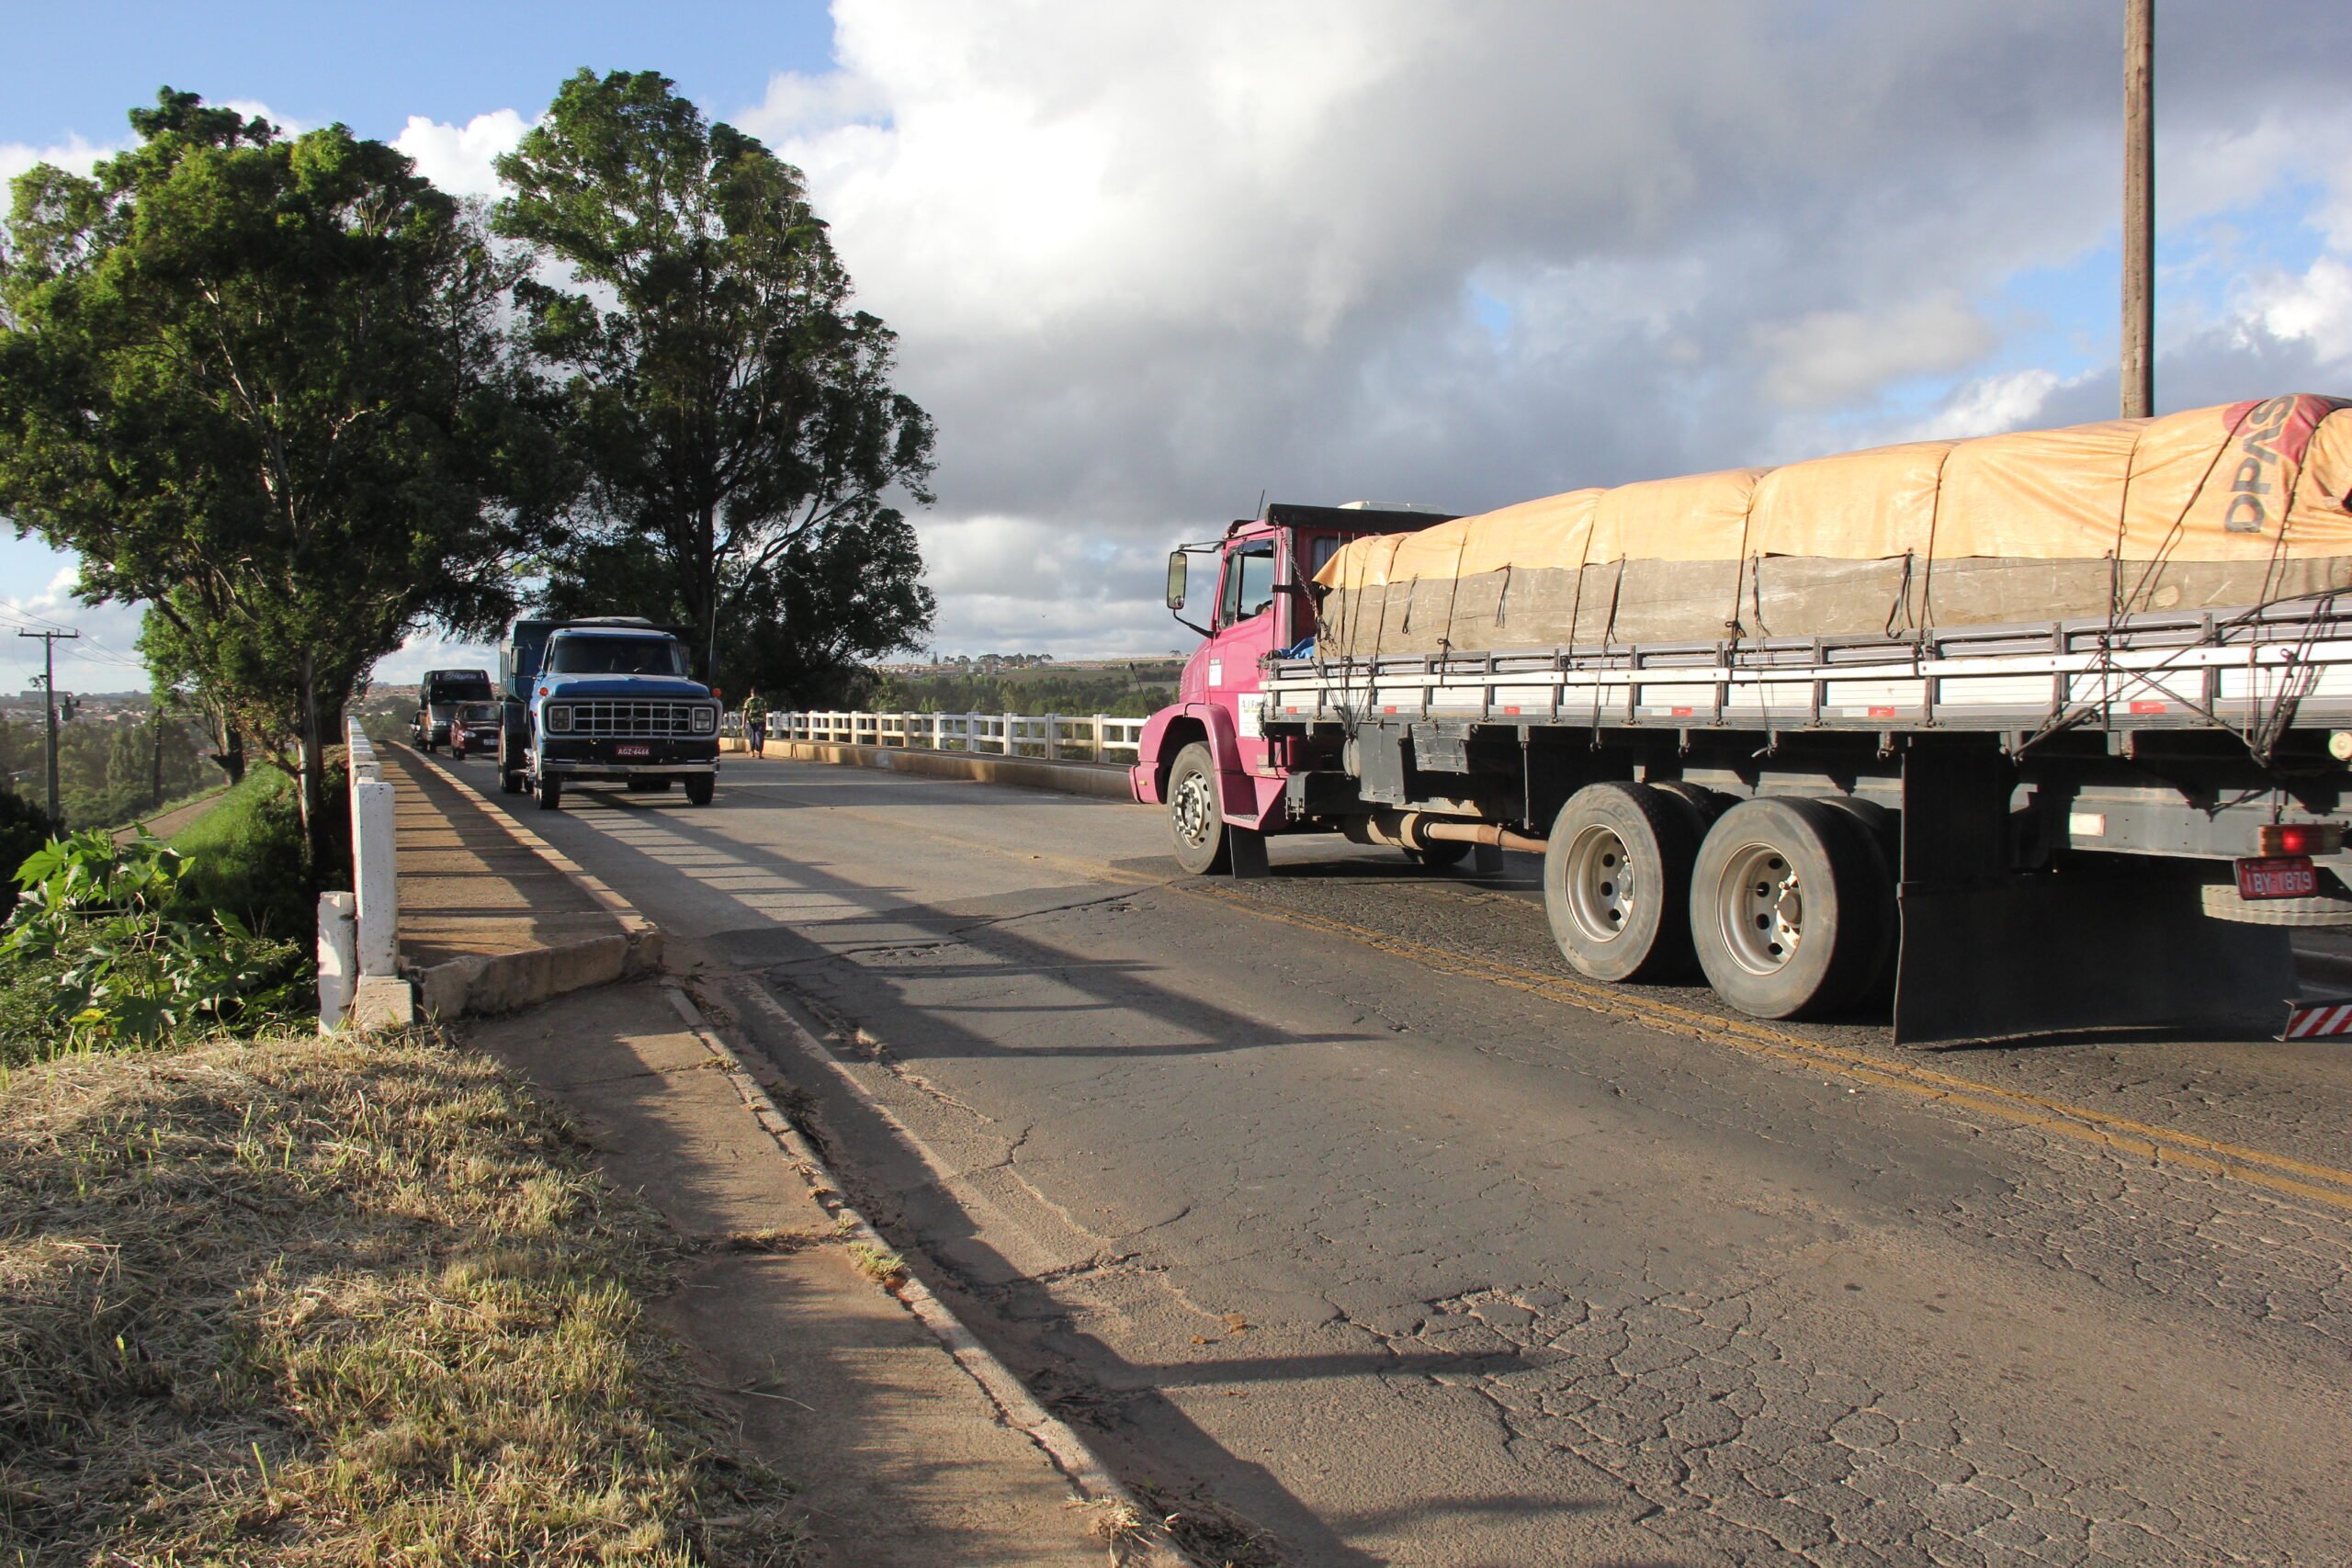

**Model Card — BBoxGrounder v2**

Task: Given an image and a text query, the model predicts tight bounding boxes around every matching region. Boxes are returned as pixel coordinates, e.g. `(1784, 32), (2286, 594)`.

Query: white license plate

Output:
(615, 744), (650, 759)
(2236, 856), (2317, 900)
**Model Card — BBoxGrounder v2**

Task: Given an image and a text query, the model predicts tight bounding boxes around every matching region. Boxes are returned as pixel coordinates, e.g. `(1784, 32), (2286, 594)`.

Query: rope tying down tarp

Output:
(2012, 400), (2334, 765)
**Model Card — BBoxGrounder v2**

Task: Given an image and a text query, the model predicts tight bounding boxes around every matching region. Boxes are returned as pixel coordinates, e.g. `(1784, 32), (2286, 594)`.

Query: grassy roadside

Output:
(0, 1027), (808, 1565)
(165, 767), (314, 940)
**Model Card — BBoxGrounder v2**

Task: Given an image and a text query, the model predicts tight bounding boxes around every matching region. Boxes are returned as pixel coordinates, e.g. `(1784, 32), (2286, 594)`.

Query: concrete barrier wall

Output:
(764, 739), (1139, 802)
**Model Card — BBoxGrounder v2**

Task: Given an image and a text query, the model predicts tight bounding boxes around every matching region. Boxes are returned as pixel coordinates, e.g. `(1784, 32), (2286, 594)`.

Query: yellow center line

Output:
(1170, 881), (2352, 1214)
(708, 783), (2352, 1214)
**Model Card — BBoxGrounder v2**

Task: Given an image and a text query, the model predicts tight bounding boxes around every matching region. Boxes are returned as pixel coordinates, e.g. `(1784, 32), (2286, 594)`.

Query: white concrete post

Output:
(317, 890), (356, 1032)
(1044, 714), (1058, 761)
(1092, 713), (1110, 762)
(344, 718), (413, 1029)
(1004, 711), (1019, 757)
(352, 777), (398, 976)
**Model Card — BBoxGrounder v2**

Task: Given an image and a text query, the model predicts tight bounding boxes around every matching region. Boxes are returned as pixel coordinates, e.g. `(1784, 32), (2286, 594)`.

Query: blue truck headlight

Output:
(546, 705), (572, 733)
(693, 706), (716, 733)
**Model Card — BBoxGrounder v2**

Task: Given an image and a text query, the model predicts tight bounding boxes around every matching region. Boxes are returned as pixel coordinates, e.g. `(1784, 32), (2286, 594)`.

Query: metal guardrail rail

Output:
(743, 709), (1145, 762)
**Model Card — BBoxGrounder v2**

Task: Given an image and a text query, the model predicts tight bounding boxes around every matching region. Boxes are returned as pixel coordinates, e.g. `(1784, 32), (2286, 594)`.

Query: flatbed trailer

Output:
(1134, 508), (2352, 1045)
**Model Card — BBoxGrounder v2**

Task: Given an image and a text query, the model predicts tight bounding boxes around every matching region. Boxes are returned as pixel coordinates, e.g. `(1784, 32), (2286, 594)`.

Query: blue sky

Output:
(5, 2), (836, 152)
(6, 2), (2352, 694)
(0, 2), (840, 693)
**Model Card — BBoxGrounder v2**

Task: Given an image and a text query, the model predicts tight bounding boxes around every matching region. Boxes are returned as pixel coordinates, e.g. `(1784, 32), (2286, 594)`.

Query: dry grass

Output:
(0, 1028), (808, 1565)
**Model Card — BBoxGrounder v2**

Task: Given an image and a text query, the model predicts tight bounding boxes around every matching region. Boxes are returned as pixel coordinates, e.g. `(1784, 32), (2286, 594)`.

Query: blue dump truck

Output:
(494, 617), (722, 811)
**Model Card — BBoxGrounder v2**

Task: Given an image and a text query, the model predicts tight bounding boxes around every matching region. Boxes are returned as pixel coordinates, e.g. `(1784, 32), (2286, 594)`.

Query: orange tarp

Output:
(1317, 395), (2352, 592)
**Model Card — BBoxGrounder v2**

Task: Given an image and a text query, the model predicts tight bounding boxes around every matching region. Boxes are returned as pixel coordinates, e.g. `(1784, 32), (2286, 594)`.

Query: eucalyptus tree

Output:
(0, 90), (560, 865)
(496, 69), (936, 696)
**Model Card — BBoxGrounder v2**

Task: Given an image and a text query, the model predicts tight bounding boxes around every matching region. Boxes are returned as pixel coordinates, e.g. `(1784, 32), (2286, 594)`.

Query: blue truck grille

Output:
(572, 700), (702, 737)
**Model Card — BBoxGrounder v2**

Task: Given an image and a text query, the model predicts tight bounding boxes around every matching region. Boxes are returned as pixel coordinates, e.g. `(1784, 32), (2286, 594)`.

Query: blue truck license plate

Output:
(616, 744), (650, 758)
(2236, 856), (2317, 899)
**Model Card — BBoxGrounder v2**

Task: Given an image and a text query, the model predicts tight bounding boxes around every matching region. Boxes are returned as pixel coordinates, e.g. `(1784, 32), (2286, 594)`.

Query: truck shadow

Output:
(464, 781), (1639, 1562)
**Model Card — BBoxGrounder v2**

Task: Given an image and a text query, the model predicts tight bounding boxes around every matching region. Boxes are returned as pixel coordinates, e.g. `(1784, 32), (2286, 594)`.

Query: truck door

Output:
(1206, 536), (1281, 774)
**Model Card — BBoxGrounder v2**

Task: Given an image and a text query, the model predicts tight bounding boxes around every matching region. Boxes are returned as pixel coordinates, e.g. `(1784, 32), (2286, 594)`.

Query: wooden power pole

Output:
(2121, 0), (2154, 418)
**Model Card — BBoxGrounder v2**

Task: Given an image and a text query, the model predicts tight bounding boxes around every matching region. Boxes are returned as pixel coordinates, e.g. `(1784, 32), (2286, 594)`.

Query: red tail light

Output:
(2257, 822), (2344, 856)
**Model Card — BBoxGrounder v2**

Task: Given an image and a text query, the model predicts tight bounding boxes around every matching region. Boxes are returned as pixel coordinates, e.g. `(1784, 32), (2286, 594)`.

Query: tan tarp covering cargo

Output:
(1313, 394), (2352, 658)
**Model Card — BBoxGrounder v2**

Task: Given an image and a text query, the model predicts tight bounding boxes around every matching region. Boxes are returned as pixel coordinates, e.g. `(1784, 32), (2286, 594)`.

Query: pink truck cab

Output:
(1131, 502), (1453, 874)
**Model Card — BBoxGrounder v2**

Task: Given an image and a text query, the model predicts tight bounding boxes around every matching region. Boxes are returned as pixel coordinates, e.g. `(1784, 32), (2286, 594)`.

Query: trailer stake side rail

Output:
(1262, 600), (2352, 743)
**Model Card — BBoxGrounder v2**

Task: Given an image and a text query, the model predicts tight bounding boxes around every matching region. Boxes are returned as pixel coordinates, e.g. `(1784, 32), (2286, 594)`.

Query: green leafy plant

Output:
(3, 830), (305, 1051)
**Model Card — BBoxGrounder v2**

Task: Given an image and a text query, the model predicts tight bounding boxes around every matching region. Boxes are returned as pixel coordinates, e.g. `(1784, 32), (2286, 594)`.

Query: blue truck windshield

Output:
(547, 637), (690, 676)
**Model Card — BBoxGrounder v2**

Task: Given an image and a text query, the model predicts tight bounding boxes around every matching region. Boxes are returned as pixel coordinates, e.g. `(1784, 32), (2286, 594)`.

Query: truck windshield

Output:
(548, 637), (690, 676)
(427, 674), (492, 704)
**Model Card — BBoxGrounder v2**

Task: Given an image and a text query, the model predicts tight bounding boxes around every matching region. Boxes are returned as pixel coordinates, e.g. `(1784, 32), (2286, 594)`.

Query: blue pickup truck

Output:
(494, 617), (722, 810)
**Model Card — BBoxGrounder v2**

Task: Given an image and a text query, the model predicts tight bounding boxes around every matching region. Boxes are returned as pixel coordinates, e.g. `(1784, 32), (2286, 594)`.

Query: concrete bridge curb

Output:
(390, 743), (662, 1020)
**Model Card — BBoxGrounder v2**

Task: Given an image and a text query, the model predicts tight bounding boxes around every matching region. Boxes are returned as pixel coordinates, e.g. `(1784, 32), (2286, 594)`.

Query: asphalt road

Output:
(434, 752), (2352, 1567)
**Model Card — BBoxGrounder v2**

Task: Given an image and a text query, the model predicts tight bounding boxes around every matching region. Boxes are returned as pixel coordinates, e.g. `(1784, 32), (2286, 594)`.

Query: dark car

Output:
(410, 669), (494, 750)
(447, 701), (504, 760)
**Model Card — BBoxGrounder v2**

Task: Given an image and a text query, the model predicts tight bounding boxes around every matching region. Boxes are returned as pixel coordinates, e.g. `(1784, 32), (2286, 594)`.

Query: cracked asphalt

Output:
(432, 754), (2352, 1566)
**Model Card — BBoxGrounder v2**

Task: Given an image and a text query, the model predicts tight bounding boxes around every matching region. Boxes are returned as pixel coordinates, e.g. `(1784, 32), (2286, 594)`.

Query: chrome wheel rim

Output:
(1717, 841), (1802, 976)
(1171, 772), (1216, 848)
(1565, 824), (1635, 943)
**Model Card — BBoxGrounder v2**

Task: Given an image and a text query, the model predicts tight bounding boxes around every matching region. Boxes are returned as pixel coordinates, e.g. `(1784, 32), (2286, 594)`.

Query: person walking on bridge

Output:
(742, 689), (769, 757)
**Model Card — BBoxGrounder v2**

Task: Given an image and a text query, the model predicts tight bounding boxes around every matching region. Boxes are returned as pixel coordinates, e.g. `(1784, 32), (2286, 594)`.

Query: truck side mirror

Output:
(1166, 551), (1188, 611)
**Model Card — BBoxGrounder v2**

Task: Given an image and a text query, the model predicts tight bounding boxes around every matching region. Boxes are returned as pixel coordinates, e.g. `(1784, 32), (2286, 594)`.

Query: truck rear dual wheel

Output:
(1166, 742), (1231, 875)
(1689, 797), (1894, 1020)
(1544, 783), (1705, 982)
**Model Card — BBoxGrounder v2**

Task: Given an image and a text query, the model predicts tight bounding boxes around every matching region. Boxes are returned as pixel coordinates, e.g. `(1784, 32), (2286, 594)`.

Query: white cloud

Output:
(734, 70), (889, 142)
(1907, 369), (2067, 443)
(392, 109), (530, 198)
(1753, 293), (1997, 411)
(0, 133), (115, 189)
(745, 0), (2352, 660)
(2240, 256), (2352, 374)
(0, 563), (153, 694)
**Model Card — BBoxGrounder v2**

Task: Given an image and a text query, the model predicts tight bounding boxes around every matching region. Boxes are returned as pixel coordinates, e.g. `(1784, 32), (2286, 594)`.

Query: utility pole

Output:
(18, 629), (78, 829)
(2121, 0), (2154, 418)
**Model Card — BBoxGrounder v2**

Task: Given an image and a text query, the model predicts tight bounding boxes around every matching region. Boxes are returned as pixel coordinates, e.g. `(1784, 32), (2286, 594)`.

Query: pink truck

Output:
(1132, 502), (1454, 879)
(1130, 497), (2352, 1045)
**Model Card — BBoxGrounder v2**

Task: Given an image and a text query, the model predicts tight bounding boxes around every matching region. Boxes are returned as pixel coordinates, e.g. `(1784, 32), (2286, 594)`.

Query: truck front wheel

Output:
(684, 775), (715, 806)
(1166, 743), (1230, 875)
(1690, 797), (1890, 1019)
(1545, 783), (1703, 983)
(536, 774), (562, 812)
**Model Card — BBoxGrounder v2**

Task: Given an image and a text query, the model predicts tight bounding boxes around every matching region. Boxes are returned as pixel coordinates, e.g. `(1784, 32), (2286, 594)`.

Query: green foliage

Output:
(496, 70), (936, 701)
(166, 764), (326, 940)
(0, 88), (568, 867)
(0, 707), (217, 831)
(0, 785), (47, 877)
(0, 830), (305, 1060)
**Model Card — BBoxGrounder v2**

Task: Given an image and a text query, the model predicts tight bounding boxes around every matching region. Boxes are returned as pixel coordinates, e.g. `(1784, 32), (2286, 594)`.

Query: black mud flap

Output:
(1893, 876), (2292, 1046)
(1227, 825), (1271, 879)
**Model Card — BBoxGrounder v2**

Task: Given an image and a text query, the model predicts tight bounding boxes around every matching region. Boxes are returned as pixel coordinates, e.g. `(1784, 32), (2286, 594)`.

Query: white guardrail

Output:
(741, 709), (1147, 763)
(321, 717), (411, 1032)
